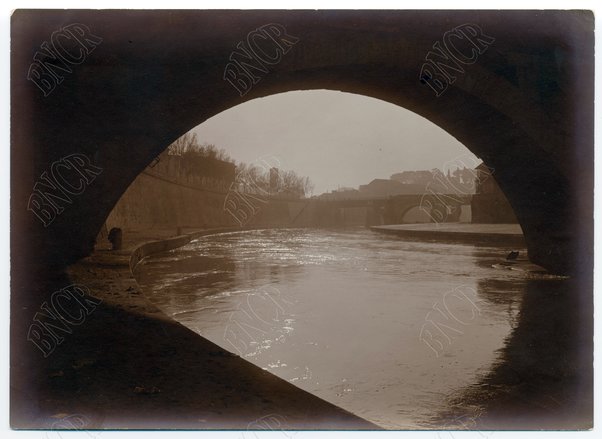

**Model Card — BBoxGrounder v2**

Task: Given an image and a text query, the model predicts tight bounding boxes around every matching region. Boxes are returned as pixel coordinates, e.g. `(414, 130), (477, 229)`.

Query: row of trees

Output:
(167, 132), (234, 163)
(234, 162), (314, 198)
(279, 170), (314, 198)
(166, 132), (314, 198)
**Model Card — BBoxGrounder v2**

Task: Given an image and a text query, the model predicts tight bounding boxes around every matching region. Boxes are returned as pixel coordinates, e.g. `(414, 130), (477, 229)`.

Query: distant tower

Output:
(269, 167), (279, 193)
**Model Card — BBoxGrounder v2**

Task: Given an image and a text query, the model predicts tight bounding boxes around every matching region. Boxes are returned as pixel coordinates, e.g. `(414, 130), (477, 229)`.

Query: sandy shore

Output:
(13, 228), (378, 430)
(371, 223), (526, 246)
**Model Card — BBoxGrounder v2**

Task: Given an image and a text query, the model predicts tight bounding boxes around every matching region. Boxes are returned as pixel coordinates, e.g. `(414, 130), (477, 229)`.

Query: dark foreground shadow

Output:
(434, 275), (593, 430)
(10, 264), (379, 430)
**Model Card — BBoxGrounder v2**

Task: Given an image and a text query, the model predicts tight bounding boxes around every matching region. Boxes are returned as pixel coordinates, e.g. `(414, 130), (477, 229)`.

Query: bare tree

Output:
(167, 134), (312, 197)
(302, 176), (314, 197)
(167, 134), (234, 164)
(278, 169), (313, 197)
(167, 132), (199, 156)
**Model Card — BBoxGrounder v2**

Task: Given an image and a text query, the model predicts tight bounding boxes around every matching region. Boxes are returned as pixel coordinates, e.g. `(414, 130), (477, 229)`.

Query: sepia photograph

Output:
(8, 5), (596, 435)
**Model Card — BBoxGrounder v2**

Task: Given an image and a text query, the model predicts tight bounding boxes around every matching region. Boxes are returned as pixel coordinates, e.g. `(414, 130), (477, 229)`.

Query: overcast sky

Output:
(191, 90), (479, 195)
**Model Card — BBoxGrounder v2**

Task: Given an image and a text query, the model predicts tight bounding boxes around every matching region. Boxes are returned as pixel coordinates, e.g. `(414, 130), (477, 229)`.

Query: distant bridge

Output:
(306, 193), (472, 226)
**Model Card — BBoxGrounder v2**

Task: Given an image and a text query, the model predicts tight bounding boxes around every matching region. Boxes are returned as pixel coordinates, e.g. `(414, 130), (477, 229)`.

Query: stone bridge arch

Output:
(12, 10), (593, 275)
(381, 194), (471, 225)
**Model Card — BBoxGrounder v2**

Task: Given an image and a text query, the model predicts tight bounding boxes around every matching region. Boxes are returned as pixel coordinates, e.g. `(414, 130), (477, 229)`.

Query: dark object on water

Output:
(506, 250), (519, 260)
(108, 227), (123, 250)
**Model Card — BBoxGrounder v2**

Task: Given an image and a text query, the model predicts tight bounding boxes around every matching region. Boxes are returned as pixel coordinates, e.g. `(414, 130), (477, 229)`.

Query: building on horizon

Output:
(390, 170), (434, 186)
(359, 179), (426, 197)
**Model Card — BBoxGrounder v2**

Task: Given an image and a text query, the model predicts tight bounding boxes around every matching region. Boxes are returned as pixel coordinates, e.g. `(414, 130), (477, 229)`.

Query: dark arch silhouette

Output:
(12, 10), (593, 278)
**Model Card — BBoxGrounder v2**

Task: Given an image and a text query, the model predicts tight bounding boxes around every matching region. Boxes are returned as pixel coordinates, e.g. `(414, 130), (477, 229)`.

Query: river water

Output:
(133, 228), (565, 429)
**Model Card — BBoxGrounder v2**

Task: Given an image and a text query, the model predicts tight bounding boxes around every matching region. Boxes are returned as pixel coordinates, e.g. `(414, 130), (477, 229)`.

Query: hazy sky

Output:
(191, 90), (478, 195)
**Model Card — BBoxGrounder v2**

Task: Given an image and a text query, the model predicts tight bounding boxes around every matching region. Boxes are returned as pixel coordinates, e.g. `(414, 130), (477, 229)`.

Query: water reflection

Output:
(435, 276), (592, 430)
(134, 228), (589, 429)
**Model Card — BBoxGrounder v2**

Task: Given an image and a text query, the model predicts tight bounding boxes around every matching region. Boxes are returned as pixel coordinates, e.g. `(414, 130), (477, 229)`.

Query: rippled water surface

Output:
(134, 228), (544, 428)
